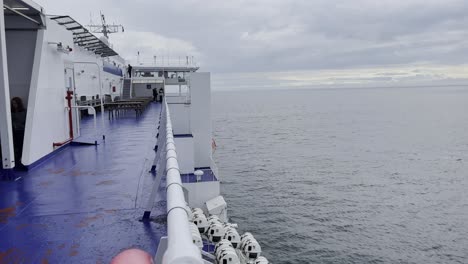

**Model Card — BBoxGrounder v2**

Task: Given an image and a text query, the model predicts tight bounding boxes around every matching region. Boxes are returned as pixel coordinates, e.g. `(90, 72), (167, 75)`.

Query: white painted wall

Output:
(189, 73), (212, 168)
(73, 51), (124, 101)
(174, 137), (194, 174)
(133, 83), (154, 97)
(166, 96), (187, 104)
(101, 59), (125, 100)
(168, 103), (191, 135)
(73, 58), (101, 99)
(183, 181), (220, 209)
(103, 71), (123, 100)
(21, 18), (125, 165)
(22, 20), (74, 165)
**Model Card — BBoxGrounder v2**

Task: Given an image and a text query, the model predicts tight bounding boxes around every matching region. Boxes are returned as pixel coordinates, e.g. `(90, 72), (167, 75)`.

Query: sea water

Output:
(213, 87), (468, 263)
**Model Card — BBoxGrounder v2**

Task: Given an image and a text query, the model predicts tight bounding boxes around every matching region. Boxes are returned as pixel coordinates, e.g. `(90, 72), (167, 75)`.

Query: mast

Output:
(87, 12), (124, 39)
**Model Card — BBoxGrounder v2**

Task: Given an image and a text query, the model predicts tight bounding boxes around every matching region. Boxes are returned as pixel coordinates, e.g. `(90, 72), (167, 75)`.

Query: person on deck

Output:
(11, 97), (26, 168)
(152, 88), (157, 102)
(158, 88), (164, 102)
(127, 64), (133, 78)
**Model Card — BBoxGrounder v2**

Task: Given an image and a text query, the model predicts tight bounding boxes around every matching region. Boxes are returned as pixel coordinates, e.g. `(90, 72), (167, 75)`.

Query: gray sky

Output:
(36, 0), (468, 90)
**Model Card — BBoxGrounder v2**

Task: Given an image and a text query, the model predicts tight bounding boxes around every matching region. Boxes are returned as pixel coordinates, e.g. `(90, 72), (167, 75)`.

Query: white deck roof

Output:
(3, 0), (44, 26)
(4, 0), (42, 14)
(50, 15), (119, 57)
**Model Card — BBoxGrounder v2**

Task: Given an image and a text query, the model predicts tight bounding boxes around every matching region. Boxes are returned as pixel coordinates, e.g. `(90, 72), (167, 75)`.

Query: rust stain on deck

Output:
(0, 207), (16, 224)
(15, 223), (28, 231)
(15, 223), (48, 231)
(41, 249), (53, 264)
(69, 244), (79, 257)
(47, 168), (65, 174)
(69, 169), (83, 177)
(39, 181), (53, 187)
(0, 248), (22, 263)
(96, 180), (117, 186)
(76, 215), (102, 228)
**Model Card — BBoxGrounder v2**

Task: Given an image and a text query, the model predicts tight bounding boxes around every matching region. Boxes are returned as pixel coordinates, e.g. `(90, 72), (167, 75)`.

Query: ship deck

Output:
(0, 103), (166, 263)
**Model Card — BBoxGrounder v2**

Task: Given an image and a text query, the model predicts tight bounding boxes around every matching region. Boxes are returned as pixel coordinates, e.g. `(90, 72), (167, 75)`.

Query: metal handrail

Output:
(136, 57), (198, 67)
(162, 98), (203, 264)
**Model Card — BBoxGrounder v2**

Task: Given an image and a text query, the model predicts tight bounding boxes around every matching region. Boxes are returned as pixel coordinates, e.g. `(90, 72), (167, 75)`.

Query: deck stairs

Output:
(122, 78), (132, 99)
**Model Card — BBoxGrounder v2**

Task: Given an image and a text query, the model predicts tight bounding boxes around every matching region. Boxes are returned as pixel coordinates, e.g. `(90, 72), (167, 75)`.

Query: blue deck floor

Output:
(0, 103), (166, 263)
(181, 169), (217, 183)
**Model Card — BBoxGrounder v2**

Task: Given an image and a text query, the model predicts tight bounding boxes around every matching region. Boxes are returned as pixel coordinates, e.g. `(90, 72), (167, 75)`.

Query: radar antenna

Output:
(87, 12), (124, 39)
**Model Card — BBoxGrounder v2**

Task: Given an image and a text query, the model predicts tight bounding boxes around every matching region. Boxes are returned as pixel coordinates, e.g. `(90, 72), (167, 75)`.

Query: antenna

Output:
(87, 12), (124, 39)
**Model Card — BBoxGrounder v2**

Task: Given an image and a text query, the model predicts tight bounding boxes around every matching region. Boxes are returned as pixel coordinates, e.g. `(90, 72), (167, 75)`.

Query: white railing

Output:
(161, 99), (203, 264)
(136, 56), (198, 68)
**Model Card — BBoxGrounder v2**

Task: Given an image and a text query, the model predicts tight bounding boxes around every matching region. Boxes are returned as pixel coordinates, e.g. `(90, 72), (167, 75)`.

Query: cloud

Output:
(110, 32), (201, 65)
(213, 64), (468, 91)
(35, 0), (468, 88)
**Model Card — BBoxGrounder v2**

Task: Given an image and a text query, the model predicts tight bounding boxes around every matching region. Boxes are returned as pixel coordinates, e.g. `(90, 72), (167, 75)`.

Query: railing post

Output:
(143, 102), (167, 220)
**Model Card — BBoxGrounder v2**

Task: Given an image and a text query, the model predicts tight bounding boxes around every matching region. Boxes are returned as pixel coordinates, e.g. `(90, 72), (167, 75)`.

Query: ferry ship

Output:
(0, 1), (269, 263)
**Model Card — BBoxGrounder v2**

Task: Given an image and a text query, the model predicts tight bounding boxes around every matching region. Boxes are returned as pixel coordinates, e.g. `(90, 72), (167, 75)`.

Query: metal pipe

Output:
(52, 138), (72, 147)
(66, 91), (74, 139)
(162, 99), (203, 264)
(53, 91), (74, 148)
